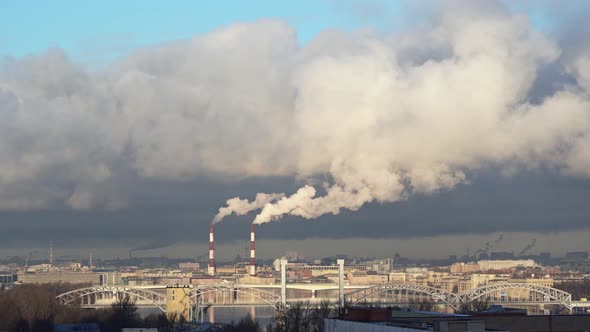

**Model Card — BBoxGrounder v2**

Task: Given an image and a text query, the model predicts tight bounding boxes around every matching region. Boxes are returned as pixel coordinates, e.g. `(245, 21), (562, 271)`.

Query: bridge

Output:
(57, 282), (579, 312)
(57, 286), (168, 312)
(346, 283), (574, 310)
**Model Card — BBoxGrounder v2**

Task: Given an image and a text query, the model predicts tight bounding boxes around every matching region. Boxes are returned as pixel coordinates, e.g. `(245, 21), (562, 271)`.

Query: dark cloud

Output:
(2, 171), (590, 254)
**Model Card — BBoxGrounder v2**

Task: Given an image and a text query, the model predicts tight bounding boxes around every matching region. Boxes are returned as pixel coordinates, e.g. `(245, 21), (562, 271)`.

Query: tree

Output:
(457, 299), (492, 313)
(273, 302), (336, 332)
(554, 280), (590, 300)
(409, 299), (435, 312)
(101, 296), (141, 332)
(224, 313), (261, 332)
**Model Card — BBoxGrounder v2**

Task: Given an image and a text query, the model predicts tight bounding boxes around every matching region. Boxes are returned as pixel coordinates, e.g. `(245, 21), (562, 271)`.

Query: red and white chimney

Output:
(249, 224), (256, 276)
(208, 224), (216, 276)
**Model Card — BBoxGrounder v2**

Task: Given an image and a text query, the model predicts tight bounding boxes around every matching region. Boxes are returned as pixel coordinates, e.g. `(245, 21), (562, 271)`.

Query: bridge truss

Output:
(346, 284), (459, 309)
(56, 282), (574, 312)
(456, 283), (572, 310)
(56, 286), (167, 312)
(191, 284), (282, 310)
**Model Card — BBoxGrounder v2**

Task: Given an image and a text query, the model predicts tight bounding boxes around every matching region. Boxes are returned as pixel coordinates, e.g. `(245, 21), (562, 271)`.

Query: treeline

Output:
(0, 283), (187, 332)
(554, 280), (590, 300)
(0, 282), (91, 331)
(224, 302), (338, 332)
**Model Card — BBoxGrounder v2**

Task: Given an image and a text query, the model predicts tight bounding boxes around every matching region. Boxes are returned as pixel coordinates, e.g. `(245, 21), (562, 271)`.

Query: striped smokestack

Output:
(249, 224), (256, 276)
(208, 224), (216, 276)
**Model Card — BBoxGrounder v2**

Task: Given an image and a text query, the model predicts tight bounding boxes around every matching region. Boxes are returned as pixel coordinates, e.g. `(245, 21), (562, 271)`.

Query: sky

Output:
(0, 1), (400, 67)
(1, 0), (590, 261)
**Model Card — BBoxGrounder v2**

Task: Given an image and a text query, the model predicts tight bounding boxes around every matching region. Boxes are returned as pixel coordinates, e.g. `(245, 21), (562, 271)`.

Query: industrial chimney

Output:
(208, 224), (216, 276)
(249, 224), (256, 276)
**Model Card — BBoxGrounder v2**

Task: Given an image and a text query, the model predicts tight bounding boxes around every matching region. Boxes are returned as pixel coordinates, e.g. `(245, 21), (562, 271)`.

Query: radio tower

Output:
(49, 240), (53, 267)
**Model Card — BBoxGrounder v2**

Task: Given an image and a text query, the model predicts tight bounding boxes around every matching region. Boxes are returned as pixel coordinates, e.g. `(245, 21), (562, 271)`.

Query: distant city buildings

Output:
(450, 260), (536, 273)
(1, 247), (589, 315)
(178, 262), (200, 270)
(17, 270), (121, 285)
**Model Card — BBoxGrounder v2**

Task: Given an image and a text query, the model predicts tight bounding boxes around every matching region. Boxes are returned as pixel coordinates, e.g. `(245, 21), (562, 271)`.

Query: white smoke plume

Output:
(1, 1), (590, 217)
(212, 192), (284, 224)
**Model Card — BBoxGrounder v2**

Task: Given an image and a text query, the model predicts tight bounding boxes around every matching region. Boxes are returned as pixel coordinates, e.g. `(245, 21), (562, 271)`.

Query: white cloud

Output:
(0, 4), (589, 218)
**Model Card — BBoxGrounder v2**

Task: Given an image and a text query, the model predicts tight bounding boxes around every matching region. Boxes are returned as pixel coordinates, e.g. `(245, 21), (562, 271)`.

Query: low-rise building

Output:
(238, 274), (276, 285)
(388, 272), (406, 284)
(348, 271), (389, 285)
(178, 262), (200, 270)
(450, 262), (481, 273)
(477, 260), (535, 271)
(0, 273), (17, 284)
(17, 271), (101, 284)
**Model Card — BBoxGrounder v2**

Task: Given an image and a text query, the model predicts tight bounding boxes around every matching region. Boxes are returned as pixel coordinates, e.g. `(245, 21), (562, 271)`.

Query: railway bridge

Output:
(57, 282), (578, 312)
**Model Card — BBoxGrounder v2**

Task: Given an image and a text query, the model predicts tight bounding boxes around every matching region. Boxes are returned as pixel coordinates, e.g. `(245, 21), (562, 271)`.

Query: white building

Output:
(477, 260), (535, 270)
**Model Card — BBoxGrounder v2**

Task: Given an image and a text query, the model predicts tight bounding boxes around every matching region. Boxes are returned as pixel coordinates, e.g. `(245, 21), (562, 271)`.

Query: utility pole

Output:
(49, 240), (53, 267)
(281, 259), (287, 309)
(338, 259), (345, 308)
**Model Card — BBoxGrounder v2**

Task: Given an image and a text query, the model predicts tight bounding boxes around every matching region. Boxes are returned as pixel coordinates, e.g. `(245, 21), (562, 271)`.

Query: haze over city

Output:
(1, 0), (590, 261)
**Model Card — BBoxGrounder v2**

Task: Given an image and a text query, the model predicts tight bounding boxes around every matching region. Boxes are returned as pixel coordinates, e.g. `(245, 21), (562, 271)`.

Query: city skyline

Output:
(1, 0), (590, 259)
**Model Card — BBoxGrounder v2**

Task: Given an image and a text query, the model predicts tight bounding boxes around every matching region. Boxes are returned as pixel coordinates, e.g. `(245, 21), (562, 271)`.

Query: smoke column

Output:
(252, 183), (399, 224)
(213, 193), (284, 224)
(519, 238), (537, 256)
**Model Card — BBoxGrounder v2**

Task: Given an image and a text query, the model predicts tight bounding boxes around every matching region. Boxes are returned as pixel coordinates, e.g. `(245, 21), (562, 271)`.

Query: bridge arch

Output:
(457, 283), (572, 310)
(191, 285), (282, 309)
(346, 284), (459, 309)
(56, 286), (167, 312)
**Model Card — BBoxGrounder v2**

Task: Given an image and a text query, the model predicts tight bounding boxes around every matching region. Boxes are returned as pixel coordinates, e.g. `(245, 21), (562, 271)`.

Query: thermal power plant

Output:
(208, 224), (216, 276)
(249, 224), (256, 276)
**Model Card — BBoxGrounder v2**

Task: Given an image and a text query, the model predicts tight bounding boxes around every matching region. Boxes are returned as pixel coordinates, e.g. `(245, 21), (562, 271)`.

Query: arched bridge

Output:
(56, 286), (168, 312)
(56, 282), (574, 312)
(346, 284), (458, 309)
(345, 283), (573, 310)
(56, 284), (283, 311)
(456, 283), (572, 310)
(192, 284), (282, 310)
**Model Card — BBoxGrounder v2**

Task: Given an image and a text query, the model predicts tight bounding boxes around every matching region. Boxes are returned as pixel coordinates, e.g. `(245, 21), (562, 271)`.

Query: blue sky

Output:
(0, 1), (566, 67)
(1, 0), (393, 66)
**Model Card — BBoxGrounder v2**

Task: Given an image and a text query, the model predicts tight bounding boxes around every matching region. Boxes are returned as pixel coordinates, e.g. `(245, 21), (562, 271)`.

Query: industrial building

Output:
(0, 273), (17, 285)
(16, 271), (121, 285)
(326, 307), (590, 332)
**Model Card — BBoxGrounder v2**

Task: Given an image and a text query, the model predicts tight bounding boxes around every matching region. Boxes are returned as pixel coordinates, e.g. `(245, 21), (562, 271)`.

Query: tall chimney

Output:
(208, 224), (216, 276)
(249, 224), (256, 276)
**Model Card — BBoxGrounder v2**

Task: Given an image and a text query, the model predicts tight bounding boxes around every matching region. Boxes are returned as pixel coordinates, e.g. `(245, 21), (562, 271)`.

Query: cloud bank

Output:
(1, 2), (589, 227)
